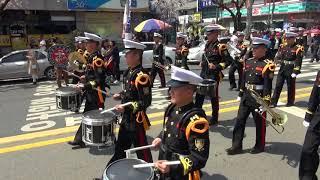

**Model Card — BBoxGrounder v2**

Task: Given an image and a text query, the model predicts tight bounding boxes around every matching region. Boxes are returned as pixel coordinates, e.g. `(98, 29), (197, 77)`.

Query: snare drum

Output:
(56, 87), (81, 111)
(103, 158), (154, 180)
(82, 110), (116, 147)
(197, 79), (217, 97)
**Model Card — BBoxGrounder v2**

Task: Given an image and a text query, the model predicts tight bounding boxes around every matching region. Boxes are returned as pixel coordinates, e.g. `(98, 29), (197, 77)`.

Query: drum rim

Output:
(103, 158), (154, 180)
(56, 87), (81, 95)
(82, 110), (116, 125)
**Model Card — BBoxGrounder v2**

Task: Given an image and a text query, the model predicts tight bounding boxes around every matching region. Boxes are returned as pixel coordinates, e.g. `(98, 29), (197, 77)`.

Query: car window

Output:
(2, 52), (26, 63)
(35, 51), (47, 60)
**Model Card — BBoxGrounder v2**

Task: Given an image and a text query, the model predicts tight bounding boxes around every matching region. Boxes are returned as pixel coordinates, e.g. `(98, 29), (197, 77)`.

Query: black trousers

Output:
(113, 62), (120, 81)
(311, 45), (319, 62)
(107, 123), (153, 166)
(150, 65), (166, 87)
(228, 63), (243, 89)
(232, 98), (266, 150)
(195, 80), (219, 122)
(271, 72), (296, 106)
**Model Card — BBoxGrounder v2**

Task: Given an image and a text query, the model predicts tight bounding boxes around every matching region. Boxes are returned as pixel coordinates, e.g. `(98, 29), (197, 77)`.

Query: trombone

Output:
(248, 89), (288, 134)
(153, 61), (171, 71)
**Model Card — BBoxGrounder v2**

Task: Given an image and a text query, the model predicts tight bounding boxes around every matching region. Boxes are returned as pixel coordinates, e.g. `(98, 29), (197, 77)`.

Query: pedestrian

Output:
(152, 66), (210, 180)
(310, 32), (320, 63)
(26, 50), (40, 85)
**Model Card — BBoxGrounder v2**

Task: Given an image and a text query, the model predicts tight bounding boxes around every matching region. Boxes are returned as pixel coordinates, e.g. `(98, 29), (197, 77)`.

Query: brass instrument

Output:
(68, 51), (87, 71)
(248, 89), (288, 134)
(153, 61), (171, 71)
(227, 42), (242, 60)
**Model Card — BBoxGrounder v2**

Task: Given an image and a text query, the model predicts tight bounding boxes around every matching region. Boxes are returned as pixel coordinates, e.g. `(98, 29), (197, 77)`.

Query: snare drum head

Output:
(104, 159), (153, 180)
(202, 79), (216, 84)
(56, 87), (79, 95)
(83, 110), (116, 125)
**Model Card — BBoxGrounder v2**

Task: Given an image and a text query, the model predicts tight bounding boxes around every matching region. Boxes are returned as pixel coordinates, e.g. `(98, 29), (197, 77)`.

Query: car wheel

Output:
(45, 66), (56, 80)
(165, 57), (172, 64)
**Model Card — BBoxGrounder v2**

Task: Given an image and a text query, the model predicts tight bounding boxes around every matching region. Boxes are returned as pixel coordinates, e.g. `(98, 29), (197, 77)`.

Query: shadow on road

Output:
(265, 141), (302, 168)
(295, 101), (308, 108)
(202, 172), (228, 180)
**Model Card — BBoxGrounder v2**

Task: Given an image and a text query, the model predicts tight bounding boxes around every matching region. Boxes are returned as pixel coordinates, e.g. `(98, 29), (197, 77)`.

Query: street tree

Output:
(214, 0), (250, 32)
(0, 0), (11, 15)
(150, 0), (188, 21)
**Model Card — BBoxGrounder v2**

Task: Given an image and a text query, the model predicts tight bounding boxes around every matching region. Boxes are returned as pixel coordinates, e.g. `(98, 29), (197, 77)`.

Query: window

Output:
(35, 51), (47, 60)
(2, 52), (26, 63)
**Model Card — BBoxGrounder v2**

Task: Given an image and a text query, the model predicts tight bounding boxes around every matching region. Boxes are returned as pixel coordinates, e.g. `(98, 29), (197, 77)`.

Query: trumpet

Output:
(153, 61), (171, 71)
(248, 89), (288, 134)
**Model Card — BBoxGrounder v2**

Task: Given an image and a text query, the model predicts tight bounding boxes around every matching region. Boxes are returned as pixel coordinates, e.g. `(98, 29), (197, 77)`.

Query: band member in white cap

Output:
(299, 71), (320, 180)
(227, 37), (275, 155)
(152, 66), (210, 180)
(151, 32), (166, 88)
(270, 32), (304, 108)
(71, 36), (88, 84)
(107, 39), (153, 165)
(195, 24), (233, 125)
(68, 32), (109, 148)
(175, 32), (190, 70)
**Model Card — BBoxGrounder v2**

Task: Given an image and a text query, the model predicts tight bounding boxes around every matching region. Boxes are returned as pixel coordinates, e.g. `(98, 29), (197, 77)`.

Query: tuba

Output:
(68, 51), (87, 72)
(248, 89), (288, 134)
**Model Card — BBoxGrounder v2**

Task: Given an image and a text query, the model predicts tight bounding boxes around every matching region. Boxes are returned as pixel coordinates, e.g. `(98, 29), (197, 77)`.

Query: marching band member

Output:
(195, 24), (233, 126)
(270, 32), (304, 108)
(68, 32), (108, 148)
(299, 71), (320, 180)
(71, 36), (87, 84)
(152, 66), (210, 180)
(150, 32), (166, 88)
(226, 38), (275, 155)
(228, 31), (247, 91)
(174, 32), (189, 70)
(107, 39), (153, 164)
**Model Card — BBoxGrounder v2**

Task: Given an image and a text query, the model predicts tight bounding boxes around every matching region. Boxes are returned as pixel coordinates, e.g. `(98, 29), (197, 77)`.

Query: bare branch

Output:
(0, 0), (11, 13)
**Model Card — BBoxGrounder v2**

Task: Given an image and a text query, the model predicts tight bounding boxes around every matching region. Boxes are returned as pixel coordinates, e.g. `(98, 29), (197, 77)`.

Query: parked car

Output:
(119, 42), (176, 71)
(0, 49), (55, 81)
(187, 40), (206, 64)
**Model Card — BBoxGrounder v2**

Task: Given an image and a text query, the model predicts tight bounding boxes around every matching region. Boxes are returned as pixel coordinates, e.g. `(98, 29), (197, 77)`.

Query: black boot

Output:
(226, 146), (243, 155)
(250, 147), (264, 154)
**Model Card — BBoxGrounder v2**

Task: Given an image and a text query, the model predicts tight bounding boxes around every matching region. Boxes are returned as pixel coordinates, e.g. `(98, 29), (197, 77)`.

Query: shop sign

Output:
(193, 13), (202, 23)
(199, 0), (216, 9)
(0, 35), (11, 47)
(9, 23), (26, 36)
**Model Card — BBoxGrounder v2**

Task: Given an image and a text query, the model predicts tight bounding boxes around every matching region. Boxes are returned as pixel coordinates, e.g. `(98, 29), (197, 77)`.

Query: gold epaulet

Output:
(262, 59), (275, 76)
(135, 71), (150, 88)
(185, 114), (209, 141)
(296, 45), (304, 55)
(77, 49), (84, 55)
(218, 43), (227, 56)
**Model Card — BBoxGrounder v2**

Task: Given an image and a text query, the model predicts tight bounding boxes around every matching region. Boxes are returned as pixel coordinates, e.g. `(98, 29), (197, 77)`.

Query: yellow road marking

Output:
(0, 91), (312, 154)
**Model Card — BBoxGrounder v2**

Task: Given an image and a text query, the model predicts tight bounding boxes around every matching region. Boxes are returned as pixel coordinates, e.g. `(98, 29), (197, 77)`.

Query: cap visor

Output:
(167, 79), (189, 88)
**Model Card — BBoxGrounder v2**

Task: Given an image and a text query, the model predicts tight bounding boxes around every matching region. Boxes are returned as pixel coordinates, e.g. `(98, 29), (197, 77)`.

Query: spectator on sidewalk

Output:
(26, 50), (40, 85)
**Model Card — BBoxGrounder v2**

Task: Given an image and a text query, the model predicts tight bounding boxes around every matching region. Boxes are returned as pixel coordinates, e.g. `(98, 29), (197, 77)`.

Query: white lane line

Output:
(276, 101), (306, 119)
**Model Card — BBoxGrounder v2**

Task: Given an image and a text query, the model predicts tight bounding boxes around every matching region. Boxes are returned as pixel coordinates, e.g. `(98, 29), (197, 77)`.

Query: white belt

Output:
(283, 60), (294, 65)
(246, 84), (264, 90)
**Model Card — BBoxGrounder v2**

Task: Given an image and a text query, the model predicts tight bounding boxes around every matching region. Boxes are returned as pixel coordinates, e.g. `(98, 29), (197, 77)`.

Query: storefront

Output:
(219, 0), (320, 31)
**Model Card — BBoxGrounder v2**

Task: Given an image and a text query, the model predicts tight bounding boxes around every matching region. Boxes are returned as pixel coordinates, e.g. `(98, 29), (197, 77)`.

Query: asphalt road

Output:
(0, 59), (319, 180)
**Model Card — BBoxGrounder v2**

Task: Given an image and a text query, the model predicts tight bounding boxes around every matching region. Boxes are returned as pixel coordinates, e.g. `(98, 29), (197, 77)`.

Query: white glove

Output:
(236, 96), (241, 101)
(291, 73), (297, 78)
(303, 121), (310, 128)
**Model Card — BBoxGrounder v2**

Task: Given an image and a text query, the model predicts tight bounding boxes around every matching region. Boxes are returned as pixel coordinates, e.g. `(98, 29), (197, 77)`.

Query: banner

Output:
(67, 0), (148, 11)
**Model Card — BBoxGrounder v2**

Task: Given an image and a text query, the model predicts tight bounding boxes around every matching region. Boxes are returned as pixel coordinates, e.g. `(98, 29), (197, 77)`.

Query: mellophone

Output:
(102, 144), (181, 180)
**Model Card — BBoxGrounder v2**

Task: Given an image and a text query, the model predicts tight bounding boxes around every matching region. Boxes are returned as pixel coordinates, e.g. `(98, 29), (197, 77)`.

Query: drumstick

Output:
(64, 70), (109, 96)
(100, 102), (133, 114)
(125, 144), (155, 153)
(133, 161), (181, 169)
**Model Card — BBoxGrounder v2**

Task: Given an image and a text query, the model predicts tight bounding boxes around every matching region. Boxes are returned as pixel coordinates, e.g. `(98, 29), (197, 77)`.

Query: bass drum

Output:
(103, 158), (154, 180)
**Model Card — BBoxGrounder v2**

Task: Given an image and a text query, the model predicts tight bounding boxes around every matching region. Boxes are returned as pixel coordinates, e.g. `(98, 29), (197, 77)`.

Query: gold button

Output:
(164, 128), (167, 131)
(168, 134), (171, 137)
(171, 122), (174, 125)
(176, 111), (179, 114)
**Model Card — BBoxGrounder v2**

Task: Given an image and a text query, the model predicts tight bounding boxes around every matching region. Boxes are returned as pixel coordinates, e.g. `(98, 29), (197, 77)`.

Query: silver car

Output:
(0, 49), (55, 81)
(119, 42), (176, 71)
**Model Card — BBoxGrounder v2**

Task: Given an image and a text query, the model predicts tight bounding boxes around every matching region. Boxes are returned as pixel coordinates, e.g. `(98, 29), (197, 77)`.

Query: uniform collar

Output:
(130, 64), (142, 71)
(174, 102), (194, 114)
